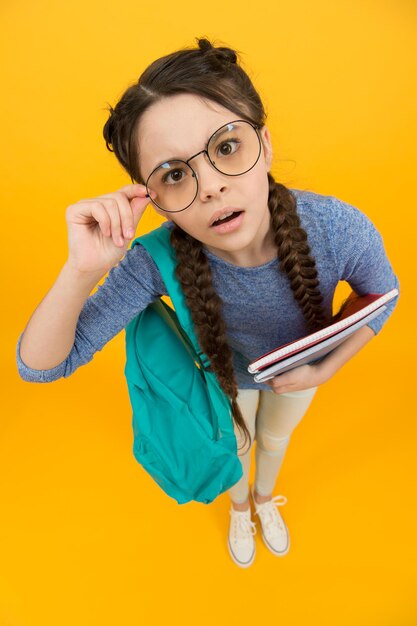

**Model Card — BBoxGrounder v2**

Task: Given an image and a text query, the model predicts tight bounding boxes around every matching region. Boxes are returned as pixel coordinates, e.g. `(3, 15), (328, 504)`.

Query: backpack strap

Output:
(131, 224), (211, 371)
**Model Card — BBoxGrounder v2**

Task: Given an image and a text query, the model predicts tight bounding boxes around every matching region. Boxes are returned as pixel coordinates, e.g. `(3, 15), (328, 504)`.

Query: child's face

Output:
(136, 93), (274, 266)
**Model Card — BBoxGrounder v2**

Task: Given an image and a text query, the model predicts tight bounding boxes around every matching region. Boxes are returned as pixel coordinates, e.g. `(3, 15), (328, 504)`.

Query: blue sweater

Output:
(16, 189), (400, 390)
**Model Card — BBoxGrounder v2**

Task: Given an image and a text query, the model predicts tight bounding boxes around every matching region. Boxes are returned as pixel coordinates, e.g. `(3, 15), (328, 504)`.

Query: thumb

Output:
(130, 189), (157, 223)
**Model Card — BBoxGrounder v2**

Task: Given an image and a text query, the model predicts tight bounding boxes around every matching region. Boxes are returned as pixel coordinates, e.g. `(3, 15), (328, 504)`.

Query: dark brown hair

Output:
(103, 37), (331, 453)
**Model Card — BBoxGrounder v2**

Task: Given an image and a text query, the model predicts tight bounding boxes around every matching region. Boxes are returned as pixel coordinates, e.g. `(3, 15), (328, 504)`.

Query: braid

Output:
(169, 226), (251, 453)
(268, 174), (329, 331)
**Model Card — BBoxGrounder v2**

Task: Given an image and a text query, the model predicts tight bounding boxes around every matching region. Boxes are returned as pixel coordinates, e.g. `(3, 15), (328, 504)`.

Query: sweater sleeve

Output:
(16, 243), (168, 382)
(328, 196), (400, 335)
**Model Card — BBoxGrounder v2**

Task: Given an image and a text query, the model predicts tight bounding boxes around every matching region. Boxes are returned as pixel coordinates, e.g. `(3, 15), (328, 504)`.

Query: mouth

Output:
(210, 210), (242, 227)
(210, 210), (245, 234)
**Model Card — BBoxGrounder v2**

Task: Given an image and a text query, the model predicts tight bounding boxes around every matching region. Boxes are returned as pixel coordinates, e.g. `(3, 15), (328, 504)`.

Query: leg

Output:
(227, 388), (259, 510)
(254, 386), (318, 501)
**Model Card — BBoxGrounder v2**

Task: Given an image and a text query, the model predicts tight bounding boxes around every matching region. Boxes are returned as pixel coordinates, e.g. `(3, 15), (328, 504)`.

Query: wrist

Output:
(62, 261), (104, 289)
(63, 260), (104, 279)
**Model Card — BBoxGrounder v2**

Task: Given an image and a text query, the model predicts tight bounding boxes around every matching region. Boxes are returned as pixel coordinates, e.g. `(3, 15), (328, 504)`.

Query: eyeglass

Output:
(143, 119), (262, 213)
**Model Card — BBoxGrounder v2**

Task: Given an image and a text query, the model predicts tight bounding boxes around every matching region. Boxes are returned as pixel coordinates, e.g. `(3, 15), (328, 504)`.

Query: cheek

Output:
(169, 214), (202, 236)
(245, 168), (270, 204)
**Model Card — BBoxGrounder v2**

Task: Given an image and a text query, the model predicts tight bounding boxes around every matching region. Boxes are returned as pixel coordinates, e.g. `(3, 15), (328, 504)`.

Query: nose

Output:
(188, 151), (228, 201)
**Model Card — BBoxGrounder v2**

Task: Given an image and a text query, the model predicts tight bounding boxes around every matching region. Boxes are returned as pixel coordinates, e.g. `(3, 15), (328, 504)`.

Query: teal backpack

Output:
(124, 225), (243, 505)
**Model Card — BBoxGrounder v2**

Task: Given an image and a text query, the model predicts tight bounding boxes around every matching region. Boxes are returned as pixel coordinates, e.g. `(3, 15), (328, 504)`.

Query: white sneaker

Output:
(228, 506), (257, 568)
(250, 484), (290, 556)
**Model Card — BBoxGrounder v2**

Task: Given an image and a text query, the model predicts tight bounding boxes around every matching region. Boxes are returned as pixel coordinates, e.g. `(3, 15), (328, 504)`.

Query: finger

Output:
(104, 186), (156, 235)
(272, 374), (292, 386)
(272, 385), (293, 395)
(261, 375), (295, 393)
(96, 197), (125, 247)
(88, 202), (112, 238)
(129, 190), (156, 228)
(117, 183), (150, 200)
(105, 191), (137, 240)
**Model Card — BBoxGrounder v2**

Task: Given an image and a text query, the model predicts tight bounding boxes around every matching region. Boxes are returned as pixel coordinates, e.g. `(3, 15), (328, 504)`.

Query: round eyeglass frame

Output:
(142, 119), (262, 213)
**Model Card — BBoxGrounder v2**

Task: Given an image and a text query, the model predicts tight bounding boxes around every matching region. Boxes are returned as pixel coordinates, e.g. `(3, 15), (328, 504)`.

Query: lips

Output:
(210, 210), (245, 234)
(209, 207), (243, 227)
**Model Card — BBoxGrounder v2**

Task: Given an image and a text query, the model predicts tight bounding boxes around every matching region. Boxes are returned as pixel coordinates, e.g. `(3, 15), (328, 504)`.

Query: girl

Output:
(16, 38), (399, 568)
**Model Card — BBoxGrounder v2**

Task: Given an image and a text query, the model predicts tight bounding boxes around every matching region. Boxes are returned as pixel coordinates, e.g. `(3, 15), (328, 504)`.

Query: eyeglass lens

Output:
(146, 121), (261, 213)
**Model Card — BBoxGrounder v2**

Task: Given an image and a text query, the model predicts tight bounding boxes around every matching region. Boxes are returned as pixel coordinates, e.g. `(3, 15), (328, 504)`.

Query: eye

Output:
(161, 168), (186, 185)
(216, 138), (241, 157)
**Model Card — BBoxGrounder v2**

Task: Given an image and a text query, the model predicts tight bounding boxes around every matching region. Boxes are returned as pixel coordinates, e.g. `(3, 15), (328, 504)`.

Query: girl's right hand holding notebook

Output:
(65, 183), (156, 275)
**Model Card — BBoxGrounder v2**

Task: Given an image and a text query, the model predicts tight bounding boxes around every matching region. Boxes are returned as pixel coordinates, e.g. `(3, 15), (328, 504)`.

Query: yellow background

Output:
(2, 0), (416, 624)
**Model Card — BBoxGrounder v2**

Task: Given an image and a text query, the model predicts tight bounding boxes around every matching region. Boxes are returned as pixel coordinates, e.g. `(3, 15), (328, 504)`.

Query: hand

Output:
(65, 183), (156, 275)
(264, 363), (327, 394)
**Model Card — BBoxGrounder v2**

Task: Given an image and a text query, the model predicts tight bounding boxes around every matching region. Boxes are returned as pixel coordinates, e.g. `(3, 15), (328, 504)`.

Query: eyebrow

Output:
(147, 124), (234, 175)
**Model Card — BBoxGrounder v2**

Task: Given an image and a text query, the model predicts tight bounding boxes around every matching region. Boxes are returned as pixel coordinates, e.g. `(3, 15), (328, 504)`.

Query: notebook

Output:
(248, 288), (398, 383)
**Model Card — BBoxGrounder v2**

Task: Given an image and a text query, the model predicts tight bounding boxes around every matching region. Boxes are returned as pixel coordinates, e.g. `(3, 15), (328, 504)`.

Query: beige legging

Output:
(229, 386), (318, 504)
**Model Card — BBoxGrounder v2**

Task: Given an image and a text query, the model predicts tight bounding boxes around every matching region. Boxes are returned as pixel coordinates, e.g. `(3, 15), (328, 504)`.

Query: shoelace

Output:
(230, 509), (257, 540)
(254, 495), (288, 535)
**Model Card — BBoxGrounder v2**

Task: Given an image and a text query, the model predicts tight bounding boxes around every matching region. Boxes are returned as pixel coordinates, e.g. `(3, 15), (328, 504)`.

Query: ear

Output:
(259, 125), (273, 170)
